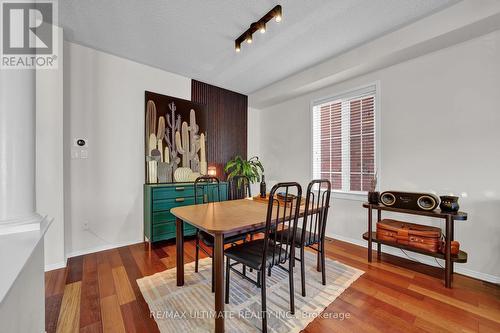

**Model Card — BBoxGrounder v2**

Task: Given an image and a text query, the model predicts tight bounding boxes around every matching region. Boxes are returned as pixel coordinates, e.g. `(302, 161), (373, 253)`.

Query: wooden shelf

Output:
(362, 202), (468, 221)
(362, 232), (468, 263)
(363, 202), (469, 288)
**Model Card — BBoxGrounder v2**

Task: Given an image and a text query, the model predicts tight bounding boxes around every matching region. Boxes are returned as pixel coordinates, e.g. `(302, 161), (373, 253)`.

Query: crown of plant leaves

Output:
(224, 156), (264, 183)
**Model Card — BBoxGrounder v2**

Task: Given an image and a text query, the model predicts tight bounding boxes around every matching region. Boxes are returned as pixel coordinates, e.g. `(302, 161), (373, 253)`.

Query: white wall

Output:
(64, 42), (191, 256)
(251, 30), (500, 282)
(247, 107), (262, 195)
(37, 28), (65, 270)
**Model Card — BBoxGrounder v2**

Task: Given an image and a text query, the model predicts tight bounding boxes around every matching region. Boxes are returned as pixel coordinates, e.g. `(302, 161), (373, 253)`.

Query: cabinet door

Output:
(145, 183), (227, 243)
(152, 221), (197, 242)
(183, 223), (197, 236)
(206, 183), (228, 202)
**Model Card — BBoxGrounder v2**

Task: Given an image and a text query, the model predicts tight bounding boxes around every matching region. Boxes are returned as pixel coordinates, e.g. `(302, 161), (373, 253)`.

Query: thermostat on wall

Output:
(73, 137), (88, 147)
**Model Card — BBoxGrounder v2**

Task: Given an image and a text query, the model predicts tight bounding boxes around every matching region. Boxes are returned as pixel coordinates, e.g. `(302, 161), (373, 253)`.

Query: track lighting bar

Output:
(235, 5), (282, 52)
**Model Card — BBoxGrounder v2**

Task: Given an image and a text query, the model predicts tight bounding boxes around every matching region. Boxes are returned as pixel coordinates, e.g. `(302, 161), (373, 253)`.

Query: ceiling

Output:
(60, 0), (458, 94)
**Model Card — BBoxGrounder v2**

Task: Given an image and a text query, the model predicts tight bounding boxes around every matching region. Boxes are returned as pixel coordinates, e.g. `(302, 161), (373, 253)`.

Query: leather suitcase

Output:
(440, 240), (460, 255)
(376, 219), (442, 253)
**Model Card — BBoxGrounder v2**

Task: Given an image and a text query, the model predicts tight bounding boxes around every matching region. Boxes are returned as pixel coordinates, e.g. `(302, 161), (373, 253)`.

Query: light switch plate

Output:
(71, 149), (79, 159)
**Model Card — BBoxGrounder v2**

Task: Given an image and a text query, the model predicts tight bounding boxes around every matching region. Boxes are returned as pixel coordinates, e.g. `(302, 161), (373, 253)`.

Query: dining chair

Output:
(224, 182), (302, 333)
(227, 175), (251, 200)
(227, 175), (253, 276)
(271, 179), (331, 296)
(227, 175), (267, 272)
(193, 176), (247, 292)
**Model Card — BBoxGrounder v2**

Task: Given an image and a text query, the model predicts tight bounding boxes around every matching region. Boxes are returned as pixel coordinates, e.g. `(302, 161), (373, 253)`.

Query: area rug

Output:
(137, 251), (363, 333)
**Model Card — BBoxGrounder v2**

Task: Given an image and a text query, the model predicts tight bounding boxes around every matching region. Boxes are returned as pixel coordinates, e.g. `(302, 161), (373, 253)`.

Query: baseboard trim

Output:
(65, 239), (143, 259)
(56, 234), (500, 285)
(45, 260), (67, 272)
(328, 233), (500, 285)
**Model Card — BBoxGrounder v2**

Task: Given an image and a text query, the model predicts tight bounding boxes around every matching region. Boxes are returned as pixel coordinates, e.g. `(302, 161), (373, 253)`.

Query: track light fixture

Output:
(274, 6), (282, 22)
(235, 5), (282, 52)
(256, 21), (266, 34)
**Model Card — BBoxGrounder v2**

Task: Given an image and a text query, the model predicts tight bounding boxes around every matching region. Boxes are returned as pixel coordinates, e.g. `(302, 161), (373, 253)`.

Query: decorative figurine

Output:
(440, 195), (460, 212)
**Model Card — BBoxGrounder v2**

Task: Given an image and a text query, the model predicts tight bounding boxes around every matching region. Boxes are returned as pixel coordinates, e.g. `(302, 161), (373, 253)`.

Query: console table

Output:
(362, 202), (468, 288)
(144, 182), (228, 243)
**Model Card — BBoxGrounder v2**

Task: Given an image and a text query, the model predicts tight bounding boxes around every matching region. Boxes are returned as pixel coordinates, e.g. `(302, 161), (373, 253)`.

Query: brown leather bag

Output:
(376, 219), (442, 253)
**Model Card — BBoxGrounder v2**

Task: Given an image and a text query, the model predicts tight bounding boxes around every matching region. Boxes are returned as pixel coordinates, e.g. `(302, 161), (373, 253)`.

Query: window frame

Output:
(310, 82), (381, 201)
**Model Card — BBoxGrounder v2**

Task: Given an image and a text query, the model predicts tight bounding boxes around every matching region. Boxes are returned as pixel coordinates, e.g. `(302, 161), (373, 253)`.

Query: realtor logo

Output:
(1, 0), (58, 69)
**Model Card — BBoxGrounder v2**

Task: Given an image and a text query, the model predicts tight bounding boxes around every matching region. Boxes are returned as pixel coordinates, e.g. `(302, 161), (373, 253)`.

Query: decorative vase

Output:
(439, 195), (460, 212)
(368, 191), (380, 204)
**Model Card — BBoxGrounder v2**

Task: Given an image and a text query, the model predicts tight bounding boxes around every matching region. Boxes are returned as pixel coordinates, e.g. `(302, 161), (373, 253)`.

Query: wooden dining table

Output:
(171, 197), (305, 333)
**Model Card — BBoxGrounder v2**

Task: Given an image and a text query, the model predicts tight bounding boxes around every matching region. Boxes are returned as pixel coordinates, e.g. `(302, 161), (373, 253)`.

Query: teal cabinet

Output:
(144, 182), (228, 242)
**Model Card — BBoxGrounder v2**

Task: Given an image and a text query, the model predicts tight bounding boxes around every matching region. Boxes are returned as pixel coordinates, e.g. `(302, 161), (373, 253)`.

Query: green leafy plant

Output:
(224, 156), (264, 183)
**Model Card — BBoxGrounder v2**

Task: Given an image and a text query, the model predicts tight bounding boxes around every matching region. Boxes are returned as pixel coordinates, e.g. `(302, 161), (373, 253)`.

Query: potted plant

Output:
(368, 171), (379, 204)
(224, 155), (264, 183)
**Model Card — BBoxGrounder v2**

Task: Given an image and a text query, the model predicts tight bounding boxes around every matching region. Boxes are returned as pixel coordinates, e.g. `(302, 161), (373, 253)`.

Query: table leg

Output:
(368, 206), (373, 263)
(376, 210), (381, 260)
(176, 218), (184, 286)
(214, 233), (225, 333)
(450, 219), (455, 282)
(444, 216), (452, 288)
(317, 249), (321, 272)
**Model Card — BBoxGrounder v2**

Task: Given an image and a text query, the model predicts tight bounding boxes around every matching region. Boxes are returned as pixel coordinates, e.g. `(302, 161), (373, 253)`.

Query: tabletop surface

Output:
(171, 198), (269, 234)
(171, 198), (305, 234)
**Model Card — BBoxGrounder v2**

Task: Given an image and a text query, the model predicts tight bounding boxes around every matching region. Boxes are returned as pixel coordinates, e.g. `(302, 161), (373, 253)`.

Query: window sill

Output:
(331, 191), (368, 202)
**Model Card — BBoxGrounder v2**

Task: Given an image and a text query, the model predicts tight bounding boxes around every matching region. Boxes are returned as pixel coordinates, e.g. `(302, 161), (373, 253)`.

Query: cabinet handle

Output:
(176, 198), (185, 202)
(175, 187), (184, 191)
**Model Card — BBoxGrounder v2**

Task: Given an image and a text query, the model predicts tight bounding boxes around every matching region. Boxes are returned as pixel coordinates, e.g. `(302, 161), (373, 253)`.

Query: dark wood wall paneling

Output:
(191, 80), (248, 180)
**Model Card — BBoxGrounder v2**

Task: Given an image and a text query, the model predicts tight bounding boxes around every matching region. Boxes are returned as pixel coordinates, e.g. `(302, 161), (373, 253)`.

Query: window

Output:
(312, 85), (377, 195)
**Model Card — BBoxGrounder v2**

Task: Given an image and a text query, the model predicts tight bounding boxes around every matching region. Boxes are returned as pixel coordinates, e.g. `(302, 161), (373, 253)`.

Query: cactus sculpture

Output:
(148, 133), (158, 183)
(145, 100), (157, 153)
(175, 109), (202, 171)
(157, 116), (165, 162)
(165, 102), (181, 178)
(176, 122), (189, 167)
(200, 133), (207, 175)
(188, 109), (201, 172)
(147, 100), (206, 183)
(164, 146), (172, 182)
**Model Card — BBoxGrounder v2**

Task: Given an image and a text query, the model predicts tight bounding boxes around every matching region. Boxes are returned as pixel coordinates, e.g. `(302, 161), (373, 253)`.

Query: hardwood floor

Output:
(45, 237), (500, 332)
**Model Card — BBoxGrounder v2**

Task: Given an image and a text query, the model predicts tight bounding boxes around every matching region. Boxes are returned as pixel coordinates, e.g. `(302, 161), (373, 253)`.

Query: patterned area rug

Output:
(137, 251), (363, 332)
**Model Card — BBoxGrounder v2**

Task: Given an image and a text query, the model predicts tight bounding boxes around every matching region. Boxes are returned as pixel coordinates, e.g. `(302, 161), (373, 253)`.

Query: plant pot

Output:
(368, 191), (380, 204)
(439, 195), (460, 212)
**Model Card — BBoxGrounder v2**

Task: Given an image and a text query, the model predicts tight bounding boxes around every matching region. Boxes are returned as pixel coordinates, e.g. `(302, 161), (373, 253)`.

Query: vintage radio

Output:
(376, 219), (442, 253)
(379, 191), (439, 211)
